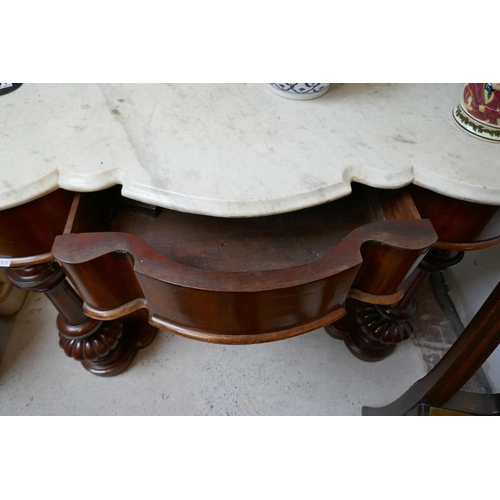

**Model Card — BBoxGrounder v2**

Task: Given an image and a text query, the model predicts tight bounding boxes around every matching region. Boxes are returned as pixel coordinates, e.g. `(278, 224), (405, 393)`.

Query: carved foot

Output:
(326, 248), (463, 361)
(325, 295), (418, 361)
(326, 248), (465, 362)
(343, 300), (417, 361)
(60, 312), (157, 377)
(6, 262), (156, 376)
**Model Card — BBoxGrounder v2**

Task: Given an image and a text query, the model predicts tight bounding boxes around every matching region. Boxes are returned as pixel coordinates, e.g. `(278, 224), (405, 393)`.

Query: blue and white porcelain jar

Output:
(267, 83), (330, 100)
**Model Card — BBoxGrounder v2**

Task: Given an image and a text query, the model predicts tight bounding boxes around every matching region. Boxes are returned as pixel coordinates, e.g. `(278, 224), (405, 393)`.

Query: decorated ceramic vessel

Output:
(267, 83), (330, 100)
(0, 83), (23, 96)
(453, 83), (500, 142)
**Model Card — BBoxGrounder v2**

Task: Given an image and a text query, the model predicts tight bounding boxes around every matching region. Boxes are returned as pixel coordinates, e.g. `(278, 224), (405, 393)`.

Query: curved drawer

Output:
(52, 190), (436, 344)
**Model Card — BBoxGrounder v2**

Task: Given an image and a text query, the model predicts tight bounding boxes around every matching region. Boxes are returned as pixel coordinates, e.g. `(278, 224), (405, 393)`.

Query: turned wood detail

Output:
(360, 249), (464, 347)
(5, 262), (155, 376)
(354, 299), (418, 349)
(328, 248), (464, 361)
(5, 262), (102, 337)
(331, 187), (500, 361)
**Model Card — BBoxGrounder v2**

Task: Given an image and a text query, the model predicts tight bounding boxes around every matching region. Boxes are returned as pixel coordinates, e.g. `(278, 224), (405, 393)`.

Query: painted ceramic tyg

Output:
(453, 83), (500, 142)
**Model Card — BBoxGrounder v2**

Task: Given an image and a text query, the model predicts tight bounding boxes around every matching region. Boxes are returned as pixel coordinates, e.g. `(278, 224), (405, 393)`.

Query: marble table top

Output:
(1, 83), (499, 216)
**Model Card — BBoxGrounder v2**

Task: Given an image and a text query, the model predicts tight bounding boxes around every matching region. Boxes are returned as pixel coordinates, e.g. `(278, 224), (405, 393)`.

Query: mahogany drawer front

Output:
(51, 185), (437, 344)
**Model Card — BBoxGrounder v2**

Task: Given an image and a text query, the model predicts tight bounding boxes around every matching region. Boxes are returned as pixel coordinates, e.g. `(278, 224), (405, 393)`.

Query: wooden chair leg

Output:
(363, 280), (500, 416)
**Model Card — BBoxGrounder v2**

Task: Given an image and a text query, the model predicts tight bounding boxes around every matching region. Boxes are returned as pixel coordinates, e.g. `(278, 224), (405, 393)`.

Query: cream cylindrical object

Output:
(0, 269), (28, 316)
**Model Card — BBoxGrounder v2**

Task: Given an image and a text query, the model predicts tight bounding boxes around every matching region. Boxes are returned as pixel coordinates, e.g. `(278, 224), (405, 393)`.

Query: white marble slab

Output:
(1, 83), (499, 216)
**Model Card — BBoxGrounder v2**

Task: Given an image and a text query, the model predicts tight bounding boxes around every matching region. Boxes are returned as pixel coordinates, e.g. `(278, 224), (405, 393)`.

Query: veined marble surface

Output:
(1, 83), (499, 215)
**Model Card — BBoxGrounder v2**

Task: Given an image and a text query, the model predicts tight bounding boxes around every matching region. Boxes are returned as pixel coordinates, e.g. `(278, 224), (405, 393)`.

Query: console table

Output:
(1, 84), (499, 376)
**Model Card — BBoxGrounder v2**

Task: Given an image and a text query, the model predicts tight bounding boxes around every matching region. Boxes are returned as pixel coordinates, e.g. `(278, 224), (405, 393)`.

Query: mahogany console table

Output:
(1, 84), (499, 377)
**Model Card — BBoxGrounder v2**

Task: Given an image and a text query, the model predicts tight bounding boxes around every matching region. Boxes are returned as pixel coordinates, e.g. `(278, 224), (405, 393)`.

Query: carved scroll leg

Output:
(5, 262), (156, 376)
(328, 249), (464, 362)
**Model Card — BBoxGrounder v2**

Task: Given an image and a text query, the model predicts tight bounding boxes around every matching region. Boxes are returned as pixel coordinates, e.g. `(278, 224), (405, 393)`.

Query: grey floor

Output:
(0, 292), (437, 416)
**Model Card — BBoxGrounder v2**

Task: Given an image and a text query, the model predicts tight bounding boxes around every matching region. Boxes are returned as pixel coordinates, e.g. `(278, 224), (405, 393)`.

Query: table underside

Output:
(0, 184), (499, 374)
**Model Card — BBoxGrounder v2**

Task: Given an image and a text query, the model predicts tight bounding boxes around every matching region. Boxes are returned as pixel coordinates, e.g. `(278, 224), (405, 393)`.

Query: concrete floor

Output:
(0, 288), (436, 416)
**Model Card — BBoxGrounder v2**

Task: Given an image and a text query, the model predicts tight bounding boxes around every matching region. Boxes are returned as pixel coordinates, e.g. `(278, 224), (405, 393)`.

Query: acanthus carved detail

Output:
(356, 303), (416, 346)
(59, 320), (123, 362)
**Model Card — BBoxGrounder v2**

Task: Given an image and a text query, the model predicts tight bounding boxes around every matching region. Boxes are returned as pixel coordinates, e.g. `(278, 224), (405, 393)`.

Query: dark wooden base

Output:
(326, 318), (399, 360)
(79, 313), (156, 377)
(326, 248), (464, 361)
(6, 262), (157, 376)
(346, 300), (417, 361)
(325, 296), (418, 362)
(325, 185), (500, 363)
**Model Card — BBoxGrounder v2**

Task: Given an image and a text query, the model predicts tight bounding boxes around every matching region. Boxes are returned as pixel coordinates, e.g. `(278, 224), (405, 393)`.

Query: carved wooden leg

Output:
(327, 249), (464, 361)
(5, 262), (156, 376)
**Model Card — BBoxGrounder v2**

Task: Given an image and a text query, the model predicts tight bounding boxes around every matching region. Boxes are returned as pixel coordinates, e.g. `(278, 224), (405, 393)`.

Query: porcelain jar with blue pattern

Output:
(267, 83), (330, 100)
